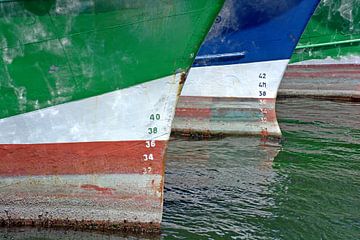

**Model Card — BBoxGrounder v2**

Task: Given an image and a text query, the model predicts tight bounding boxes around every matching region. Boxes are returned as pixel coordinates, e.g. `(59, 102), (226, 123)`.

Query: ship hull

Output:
(0, 0), (224, 232)
(291, 0), (360, 63)
(174, 60), (287, 137)
(174, 0), (319, 137)
(279, 64), (360, 101)
(286, 1), (360, 100)
(0, 74), (180, 232)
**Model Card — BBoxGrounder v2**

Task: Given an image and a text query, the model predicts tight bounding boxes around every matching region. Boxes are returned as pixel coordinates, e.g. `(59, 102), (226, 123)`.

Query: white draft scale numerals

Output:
(143, 154), (154, 161)
(145, 140), (156, 148)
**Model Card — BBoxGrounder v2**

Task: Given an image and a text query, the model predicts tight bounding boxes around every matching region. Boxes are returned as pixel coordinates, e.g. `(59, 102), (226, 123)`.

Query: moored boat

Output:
(291, 0), (360, 64)
(283, 0), (360, 100)
(173, 0), (320, 137)
(0, 0), (224, 233)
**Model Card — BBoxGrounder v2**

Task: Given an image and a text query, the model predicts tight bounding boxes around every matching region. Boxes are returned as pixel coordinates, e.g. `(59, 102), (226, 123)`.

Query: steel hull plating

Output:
(175, 0), (319, 137)
(288, 1), (360, 100)
(291, 0), (360, 63)
(0, 0), (224, 232)
(0, 74), (179, 233)
(280, 64), (360, 100)
(175, 60), (288, 137)
(174, 97), (280, 137)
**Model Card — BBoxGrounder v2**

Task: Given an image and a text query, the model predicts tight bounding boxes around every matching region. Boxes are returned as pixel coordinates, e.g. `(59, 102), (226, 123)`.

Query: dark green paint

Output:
(291, 0), (360, 62)
(0, 0), (224, 119)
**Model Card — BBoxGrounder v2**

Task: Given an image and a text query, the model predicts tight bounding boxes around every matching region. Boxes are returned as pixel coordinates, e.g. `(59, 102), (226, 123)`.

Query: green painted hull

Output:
(0, 0), (223, 119)
(291, 0), (360, 63)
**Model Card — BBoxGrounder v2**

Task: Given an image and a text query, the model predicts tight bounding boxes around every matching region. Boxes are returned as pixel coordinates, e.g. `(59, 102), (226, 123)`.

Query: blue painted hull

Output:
(174, 0), (320, 137)
(193, 0), (320, 67)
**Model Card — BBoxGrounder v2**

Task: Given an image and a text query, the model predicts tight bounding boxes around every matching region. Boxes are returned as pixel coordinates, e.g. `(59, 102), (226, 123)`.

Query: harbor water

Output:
(1, 98), (359, 239)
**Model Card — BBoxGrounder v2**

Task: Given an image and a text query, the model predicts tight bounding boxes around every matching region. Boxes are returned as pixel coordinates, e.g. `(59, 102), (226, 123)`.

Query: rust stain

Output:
(80, 184), (115, 195)
(260, 128), (269, 137)
(179, 72), (187, 85)
(263, 108), (277, 122)
(149, 178), (160, 196)
(176, 72), (187, 97)
(171, 129), (223, 139)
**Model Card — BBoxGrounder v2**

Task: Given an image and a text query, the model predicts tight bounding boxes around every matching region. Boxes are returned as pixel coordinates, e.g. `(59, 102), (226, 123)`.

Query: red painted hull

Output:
(0, 140), (167, 232)
(0, 140), (166, 176)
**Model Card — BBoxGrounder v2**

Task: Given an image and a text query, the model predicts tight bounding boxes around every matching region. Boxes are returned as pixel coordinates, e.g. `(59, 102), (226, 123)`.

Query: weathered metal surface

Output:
(287, 0), (360, 100)
(0, 0), (225, 233)
(173, 96), (281, 138)
(279, 64), (360, 101)
(175, 60), (290, 137)
(0, 75), (177, 233)
(292, 0), (360, 63)
(175, 0), (319, 137)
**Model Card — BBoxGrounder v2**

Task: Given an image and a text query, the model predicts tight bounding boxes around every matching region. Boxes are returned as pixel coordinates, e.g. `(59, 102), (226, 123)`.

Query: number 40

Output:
(150, 114), (160, 120)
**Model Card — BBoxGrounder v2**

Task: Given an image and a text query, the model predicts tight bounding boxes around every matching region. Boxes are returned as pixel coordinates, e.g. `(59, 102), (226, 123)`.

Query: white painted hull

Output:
(174, 60), (289, 137)
(182, 60), (289, 99)
(0, 73), (183, 230)
(0, 74), (182, 144)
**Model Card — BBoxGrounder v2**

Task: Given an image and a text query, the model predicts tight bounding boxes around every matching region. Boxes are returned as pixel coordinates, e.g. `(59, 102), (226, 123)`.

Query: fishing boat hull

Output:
(0, 0), (224, 232)
(173, 0), (319, 137)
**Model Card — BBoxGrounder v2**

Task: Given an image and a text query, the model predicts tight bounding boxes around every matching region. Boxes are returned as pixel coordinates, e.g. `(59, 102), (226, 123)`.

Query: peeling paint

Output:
(80, 184), (115, 195)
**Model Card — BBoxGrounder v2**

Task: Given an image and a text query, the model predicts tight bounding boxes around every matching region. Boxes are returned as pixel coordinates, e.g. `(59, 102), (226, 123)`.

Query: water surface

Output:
(162, 98), (360, 239)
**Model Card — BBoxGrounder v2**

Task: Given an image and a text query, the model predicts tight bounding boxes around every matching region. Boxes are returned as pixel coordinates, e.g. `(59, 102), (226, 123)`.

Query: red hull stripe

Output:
(175, 108), (211, 118)
(284, 71), (360, 78)
(176, 96), (277, 119)
(179, 96), (276, 102)
(288, 64), (360, 69)
(0, 140), (166, 176)
(176, 107), (277, 122)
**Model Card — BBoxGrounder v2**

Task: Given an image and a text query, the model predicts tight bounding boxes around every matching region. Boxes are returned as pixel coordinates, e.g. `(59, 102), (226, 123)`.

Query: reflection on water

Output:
(0, 227), (150, 240)
(268, 98), (360, 240)
(1, 98), (359, 239)
(163, 137), (281, 239)
(162, 98), (360, 239)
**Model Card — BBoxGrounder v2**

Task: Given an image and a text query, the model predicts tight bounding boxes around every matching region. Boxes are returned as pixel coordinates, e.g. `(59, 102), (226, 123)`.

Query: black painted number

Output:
(259, 73), (266, 79)
(259, 82), (266, 88)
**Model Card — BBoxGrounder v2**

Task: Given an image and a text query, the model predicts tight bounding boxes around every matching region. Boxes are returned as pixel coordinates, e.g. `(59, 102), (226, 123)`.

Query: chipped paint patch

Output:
(173, 96), (281, 137)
